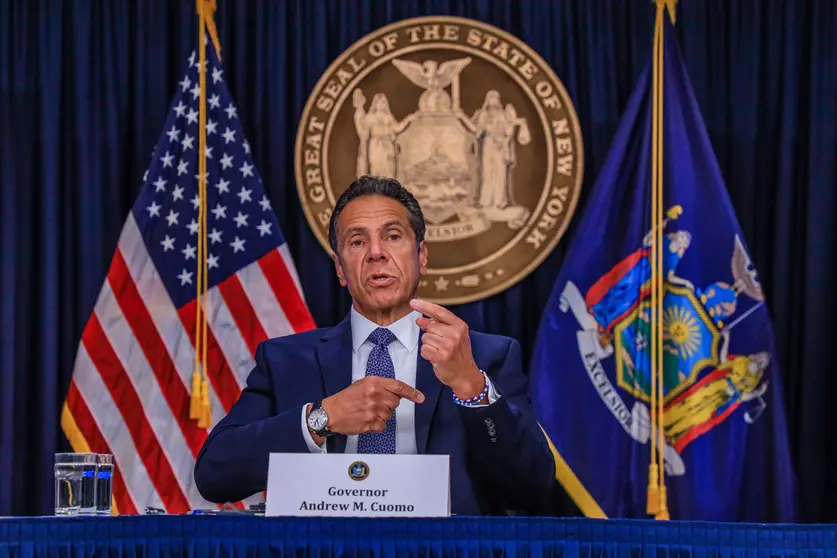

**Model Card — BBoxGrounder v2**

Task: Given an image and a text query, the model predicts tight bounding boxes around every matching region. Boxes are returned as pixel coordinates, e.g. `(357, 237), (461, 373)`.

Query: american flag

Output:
(61, 39), (315, 514)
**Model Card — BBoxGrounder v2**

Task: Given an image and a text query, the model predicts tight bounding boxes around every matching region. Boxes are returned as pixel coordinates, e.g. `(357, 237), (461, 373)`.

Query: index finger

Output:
(379, 378), (425, 404)
(410, 298), (457, 324)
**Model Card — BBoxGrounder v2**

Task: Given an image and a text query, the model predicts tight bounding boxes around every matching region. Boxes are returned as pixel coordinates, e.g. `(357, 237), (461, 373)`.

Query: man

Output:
(194, 175), (556, 515)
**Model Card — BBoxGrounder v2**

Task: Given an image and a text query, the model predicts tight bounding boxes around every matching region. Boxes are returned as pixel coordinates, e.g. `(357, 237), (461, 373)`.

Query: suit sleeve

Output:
(194, 343), (309, 504)
(457, 338), (557, 513)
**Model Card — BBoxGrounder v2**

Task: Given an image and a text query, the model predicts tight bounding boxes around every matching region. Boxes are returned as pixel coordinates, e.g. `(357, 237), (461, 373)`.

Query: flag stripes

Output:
(62, 40), (314, 513)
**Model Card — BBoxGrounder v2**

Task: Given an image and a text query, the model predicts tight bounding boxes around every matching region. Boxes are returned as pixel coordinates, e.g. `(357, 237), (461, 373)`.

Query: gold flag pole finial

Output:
(197, 0), (222, 61)
(656, 0), (678, 24)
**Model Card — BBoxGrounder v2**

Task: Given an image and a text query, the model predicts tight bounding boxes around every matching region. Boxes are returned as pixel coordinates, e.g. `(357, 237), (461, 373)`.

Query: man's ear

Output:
(332, 251), (347, 287)
(418, 240), (428, 275)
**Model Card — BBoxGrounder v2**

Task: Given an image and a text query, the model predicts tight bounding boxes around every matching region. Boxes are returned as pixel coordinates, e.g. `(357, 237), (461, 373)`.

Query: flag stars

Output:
(215, 178), (230, 194)
(191, 194), (201, 210)
(205, 145), (213, 159)
(222, 127), (236, 144)
(190, 83), (201, 100)
(173, 101), (187, 118)
(243, 141), (251, 154)
(237, 186), (253, 204)
(172, 185), (185, 202)
(161, 235), (175, 252)
(188, 51), (196, 67)
(166, 125), (181, 143)
(209, 94), (221, 110)
(147, 201), (162, 218)
(212, 67), (223, 84)
(165, 210), (179, 227)
(211, 203), (227, 220)
(177, 160), (189, 176)
(177, 269), (193, 286)
(259, 195), (272, 212)
(220, 154), (234, 170)
(257, 220), (273, 237)
(239, 162), (254, 178)
(230, 236), (246, 253)
(209, 228), (223, 244)
(233, 212), (249, 228)
(186, 108), (198, 125)
(225, 103), (237, 119)
(153, 177), (167, 193)
(181, 134), (195, 150)
(206, 119), (218, 135)
(208, 253), (220, 269)
(180, 76), (192, 92)
(182, 243), (196, 260)
(187, 219), (199, 235)
(160, 151), (174, 168)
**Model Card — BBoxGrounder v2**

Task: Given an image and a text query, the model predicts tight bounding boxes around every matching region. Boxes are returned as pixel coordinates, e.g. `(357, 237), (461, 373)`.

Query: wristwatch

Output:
(306, 404), (332, 437)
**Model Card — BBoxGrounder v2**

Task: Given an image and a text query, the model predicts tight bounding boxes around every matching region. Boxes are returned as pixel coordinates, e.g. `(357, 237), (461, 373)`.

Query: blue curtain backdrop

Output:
(1, 0), (835, 520)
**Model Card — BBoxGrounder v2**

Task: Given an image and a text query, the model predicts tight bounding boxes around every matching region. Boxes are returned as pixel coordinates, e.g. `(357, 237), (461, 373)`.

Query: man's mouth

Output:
(368, 273), (395, 286)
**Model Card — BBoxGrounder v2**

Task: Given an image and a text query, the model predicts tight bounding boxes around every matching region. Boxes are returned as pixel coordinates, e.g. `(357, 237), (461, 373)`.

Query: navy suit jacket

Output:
(194, 314), (557, 515)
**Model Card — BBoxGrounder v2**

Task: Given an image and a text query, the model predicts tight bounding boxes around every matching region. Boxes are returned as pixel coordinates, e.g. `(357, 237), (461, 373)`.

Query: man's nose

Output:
(366, 238), (387, 261)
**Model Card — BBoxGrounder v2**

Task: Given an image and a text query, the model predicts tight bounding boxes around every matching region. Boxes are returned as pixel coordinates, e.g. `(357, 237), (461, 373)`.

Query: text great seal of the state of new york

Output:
(295, 16), (584, 304)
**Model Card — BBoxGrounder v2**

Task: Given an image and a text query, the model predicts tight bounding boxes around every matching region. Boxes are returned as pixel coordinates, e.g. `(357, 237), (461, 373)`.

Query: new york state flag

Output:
(529, 19), (797, 521)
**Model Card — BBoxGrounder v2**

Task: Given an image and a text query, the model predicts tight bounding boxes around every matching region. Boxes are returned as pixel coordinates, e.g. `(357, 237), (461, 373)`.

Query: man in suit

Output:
(194, 175), (557, 515)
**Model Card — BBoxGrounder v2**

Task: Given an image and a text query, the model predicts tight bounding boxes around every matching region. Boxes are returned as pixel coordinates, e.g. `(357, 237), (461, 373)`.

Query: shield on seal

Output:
(394, 112), (478, 224)
(613, 285), (723, 404)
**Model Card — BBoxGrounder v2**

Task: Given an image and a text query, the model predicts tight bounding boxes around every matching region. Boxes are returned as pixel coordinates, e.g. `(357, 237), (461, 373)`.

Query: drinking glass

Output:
(95, 454), (114, 515)
(54, 452), (97, 515)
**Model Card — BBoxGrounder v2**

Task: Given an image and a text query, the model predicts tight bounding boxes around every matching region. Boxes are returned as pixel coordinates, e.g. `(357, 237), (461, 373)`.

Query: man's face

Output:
(333, 195), (427, 322)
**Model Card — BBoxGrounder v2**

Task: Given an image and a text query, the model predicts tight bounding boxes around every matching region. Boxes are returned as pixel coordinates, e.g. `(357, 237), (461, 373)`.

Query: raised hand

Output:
(410, 298), (486, 400)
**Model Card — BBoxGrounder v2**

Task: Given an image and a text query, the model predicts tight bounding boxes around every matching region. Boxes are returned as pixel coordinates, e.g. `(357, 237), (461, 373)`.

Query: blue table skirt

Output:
(1, 516), (835, 557)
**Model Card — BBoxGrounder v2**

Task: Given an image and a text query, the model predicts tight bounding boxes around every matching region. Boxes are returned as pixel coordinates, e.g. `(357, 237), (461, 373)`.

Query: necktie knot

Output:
(368, 327), (397, 347)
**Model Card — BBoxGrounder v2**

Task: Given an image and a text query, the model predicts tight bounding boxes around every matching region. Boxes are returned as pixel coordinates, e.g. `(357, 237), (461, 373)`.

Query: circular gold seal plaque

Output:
(295, 16), (583, 304)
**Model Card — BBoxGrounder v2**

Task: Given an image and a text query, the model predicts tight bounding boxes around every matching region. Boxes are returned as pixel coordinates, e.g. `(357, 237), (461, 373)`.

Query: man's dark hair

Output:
(328, 175), (426, 254)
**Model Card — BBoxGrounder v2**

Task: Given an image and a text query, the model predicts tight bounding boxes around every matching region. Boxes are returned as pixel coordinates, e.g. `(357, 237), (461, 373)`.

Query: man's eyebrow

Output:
(343, 226), (369, 236)
(381, 220), (407, 230)
(342, 221), (407, 238)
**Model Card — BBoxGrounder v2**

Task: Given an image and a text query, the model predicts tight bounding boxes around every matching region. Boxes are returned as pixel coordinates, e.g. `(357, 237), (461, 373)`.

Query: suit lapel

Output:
(415, 333), (444, 454)
(316, 315), (353, 454)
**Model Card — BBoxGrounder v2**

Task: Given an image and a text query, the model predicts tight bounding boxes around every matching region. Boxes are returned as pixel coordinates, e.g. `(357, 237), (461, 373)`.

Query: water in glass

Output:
(54, 453), (97, 515)
(95, 454), (114, 515)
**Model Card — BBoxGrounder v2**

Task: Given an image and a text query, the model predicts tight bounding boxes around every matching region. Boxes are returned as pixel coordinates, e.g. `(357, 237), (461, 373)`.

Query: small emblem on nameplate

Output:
(348, 461), (370, 481)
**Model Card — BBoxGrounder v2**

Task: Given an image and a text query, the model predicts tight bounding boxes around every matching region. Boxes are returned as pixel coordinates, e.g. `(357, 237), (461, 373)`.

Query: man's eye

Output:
(388, 233), (400, 240)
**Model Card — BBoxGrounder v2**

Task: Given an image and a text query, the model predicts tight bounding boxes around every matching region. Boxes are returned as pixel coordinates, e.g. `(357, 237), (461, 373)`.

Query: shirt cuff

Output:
(301, 404), (327, 453)
(485, 373), (501, 405)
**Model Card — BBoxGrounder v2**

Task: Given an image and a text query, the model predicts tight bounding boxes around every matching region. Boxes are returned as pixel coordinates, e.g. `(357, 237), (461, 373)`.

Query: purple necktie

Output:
(356, 327), (397, 454)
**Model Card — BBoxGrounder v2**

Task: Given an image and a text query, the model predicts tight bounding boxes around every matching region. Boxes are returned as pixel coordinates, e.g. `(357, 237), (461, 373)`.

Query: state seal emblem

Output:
(295, 16), (584, 303)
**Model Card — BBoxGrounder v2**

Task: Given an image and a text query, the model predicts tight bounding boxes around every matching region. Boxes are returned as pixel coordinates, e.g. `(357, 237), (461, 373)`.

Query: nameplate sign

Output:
(265, 453), (450, 517)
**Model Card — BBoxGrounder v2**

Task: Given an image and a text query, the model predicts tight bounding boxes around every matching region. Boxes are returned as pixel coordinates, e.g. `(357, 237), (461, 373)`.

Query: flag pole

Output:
(655, 0), (668, 520)
(646, 0), (662, 517)
(191, 0), (222, 428)
(650, 0), (677, 521)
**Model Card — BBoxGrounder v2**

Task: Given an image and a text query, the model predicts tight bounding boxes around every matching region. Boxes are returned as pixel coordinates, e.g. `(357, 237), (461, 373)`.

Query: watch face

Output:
(309, 409), (328, 431)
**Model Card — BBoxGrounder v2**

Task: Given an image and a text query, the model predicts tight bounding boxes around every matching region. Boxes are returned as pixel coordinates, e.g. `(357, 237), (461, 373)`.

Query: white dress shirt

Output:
(301, 306), (500, 453)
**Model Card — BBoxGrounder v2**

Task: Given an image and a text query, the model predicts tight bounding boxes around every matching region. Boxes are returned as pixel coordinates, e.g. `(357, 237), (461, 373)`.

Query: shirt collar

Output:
(350, 306), (421, 354)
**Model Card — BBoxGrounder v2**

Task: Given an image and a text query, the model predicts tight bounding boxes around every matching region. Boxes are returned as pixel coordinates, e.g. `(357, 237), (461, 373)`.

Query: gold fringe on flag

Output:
(647, 0), (677, 520)
(190, 0), (222, 429)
